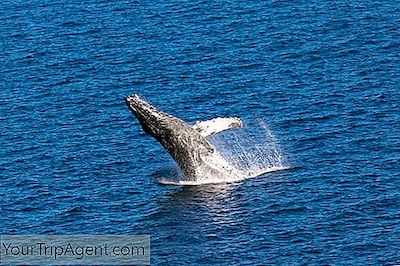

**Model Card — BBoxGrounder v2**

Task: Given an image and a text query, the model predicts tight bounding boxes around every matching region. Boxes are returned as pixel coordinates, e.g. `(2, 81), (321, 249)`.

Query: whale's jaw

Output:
(125, 94), (216, 180)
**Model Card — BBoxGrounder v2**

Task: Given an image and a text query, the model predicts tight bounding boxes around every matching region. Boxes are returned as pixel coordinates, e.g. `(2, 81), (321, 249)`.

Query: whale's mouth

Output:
(125, 94), (168, 136)
(125, 94), (147, 118)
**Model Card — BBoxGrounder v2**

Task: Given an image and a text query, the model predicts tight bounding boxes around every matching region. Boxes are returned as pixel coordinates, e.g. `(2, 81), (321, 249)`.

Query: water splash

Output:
(210, 120), (286, 176)
(156, 120), (290, 185)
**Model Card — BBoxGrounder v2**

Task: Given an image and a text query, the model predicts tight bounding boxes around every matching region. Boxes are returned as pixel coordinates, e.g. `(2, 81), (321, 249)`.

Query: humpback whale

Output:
(125, 94), (243, 181)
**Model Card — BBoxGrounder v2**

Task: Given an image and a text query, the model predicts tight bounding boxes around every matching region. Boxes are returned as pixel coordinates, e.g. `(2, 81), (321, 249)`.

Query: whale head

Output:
(125, 94), (175, 138)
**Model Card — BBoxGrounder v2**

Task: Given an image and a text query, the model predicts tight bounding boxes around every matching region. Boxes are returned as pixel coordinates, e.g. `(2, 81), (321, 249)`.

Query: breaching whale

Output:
(125, 94), (243, 181)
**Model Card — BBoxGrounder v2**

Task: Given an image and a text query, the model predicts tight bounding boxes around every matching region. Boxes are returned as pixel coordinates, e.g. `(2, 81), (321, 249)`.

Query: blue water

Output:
(1, 0), (400, 264)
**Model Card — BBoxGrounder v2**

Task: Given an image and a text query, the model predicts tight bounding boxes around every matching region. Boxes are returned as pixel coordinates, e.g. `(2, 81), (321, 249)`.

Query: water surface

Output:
(1, 0), (399, 265)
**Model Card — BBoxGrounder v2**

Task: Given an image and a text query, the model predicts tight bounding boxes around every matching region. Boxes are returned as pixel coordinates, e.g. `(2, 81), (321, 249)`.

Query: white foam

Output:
(156, 166), (292, 185)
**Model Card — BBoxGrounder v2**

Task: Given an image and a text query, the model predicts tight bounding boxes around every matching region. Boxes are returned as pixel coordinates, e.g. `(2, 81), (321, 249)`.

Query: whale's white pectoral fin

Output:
(192, 117), (243, 137)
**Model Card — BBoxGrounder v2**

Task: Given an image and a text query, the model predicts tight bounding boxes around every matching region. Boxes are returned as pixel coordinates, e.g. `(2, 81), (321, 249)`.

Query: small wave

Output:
(64, 205), (88, 213)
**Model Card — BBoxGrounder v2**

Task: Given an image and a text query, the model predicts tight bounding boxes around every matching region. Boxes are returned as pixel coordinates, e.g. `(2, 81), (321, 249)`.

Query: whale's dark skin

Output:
(125, 94), (217, 180)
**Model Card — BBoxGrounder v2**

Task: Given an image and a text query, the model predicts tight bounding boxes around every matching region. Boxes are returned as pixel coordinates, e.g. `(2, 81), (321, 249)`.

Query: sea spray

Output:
(208, 120), (285, 178)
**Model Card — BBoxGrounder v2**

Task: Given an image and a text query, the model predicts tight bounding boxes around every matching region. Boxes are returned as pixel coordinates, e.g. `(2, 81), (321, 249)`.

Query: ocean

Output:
(1, 0), (399, 265)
